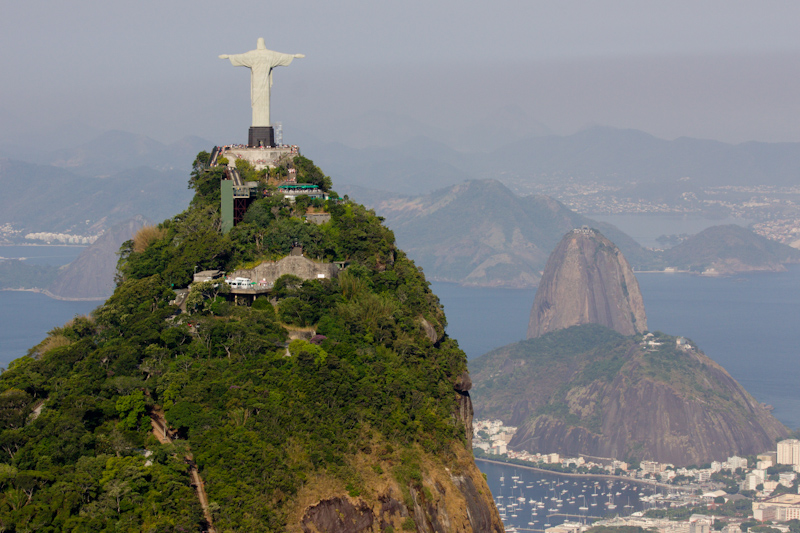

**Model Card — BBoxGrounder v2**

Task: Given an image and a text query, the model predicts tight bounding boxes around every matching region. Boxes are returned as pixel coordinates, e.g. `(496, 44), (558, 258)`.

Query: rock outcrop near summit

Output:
(527, 228), (647, 338)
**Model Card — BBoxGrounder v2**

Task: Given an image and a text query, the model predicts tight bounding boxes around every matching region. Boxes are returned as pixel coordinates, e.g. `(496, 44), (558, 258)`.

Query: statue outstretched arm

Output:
(219, 53), (251, 67)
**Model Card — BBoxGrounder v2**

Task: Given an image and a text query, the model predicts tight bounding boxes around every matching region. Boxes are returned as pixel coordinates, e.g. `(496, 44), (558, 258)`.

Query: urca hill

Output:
(472, 229), (788, 466)
(0, 153), (503, 532)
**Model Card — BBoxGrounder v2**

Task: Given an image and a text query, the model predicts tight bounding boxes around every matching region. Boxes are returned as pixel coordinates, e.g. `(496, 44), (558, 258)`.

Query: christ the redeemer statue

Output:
(219, 38), (304, 129)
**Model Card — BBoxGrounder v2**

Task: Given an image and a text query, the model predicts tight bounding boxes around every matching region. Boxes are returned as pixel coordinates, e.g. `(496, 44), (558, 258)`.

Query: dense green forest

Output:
(0, 154), (471, 531)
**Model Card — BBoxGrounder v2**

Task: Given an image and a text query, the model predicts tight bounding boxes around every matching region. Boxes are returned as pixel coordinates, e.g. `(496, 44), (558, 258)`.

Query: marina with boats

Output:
(478, 460), (698, 532)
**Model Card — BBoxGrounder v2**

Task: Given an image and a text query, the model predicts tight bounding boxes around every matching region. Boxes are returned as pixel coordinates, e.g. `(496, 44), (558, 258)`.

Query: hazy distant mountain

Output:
(302, 106), (551, 153)
(296, 136), (474, 196)
(662, 224), (800, 274)
(480, 126), (800, 187)
(45, 130), (210, 177)
(307, 126), (800, 198)
(347, 179), (655, 288)
(0, 158), (192, 234)
(48, 215), (149, 300)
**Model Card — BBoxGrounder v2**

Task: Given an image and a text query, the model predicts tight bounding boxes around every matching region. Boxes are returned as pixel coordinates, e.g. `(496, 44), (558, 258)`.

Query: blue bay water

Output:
(0, 291), (98, 367)
(478, 459), (665, 531)
(0, 245), (97, 366)
(1, 243), (798, 523)
(433, 267), (800, 530)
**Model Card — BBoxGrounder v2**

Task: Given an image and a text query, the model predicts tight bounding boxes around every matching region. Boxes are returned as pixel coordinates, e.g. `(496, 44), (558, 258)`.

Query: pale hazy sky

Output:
(3, 1), (800, 146)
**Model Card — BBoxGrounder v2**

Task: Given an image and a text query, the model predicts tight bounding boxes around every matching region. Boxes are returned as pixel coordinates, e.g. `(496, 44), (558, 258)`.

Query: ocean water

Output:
(0, 244), (85, 266)
(0, 245), (97, 366)
(0, 291), (98, 368)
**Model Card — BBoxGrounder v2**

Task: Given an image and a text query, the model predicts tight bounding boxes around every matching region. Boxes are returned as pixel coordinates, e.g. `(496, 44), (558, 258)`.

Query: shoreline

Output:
(474, 458), (677, 490)
(1, 287), (106, 302)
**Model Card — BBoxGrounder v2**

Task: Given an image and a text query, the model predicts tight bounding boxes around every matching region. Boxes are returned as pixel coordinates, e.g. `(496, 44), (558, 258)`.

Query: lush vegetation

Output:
(0, 154), (470, 531)
(471, 324), (630, 433)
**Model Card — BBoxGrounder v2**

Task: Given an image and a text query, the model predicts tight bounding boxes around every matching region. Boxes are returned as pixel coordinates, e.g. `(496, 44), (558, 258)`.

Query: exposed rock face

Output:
(48, 215), (148, 299)
(471, 325), (789, 466)
(298, 447), (504, 533)
(230, 255), (340, 284)
(453, 371), (474, 449)
(301, 497), (374, 533)
(351, 179), (653, 289)
(527, 228), (647, 338)
(296, 370), (501, 533)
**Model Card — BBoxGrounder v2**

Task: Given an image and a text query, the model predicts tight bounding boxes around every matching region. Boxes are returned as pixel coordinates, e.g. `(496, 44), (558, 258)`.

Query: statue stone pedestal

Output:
(249, 126), (274, 147)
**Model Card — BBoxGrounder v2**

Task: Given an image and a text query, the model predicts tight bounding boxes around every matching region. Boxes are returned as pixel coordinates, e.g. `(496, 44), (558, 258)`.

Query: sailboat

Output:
(579, 495), (589, 512)
(607, 494), (617, 510)
(624, 496), (633, 510)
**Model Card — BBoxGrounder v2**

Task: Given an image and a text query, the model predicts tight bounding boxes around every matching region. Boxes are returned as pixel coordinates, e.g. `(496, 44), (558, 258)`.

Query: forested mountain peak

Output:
(0, 153), (502, 532)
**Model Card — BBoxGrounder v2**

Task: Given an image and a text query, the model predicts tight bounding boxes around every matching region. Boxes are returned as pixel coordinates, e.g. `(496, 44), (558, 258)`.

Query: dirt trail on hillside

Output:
(150, 411), (217, 533)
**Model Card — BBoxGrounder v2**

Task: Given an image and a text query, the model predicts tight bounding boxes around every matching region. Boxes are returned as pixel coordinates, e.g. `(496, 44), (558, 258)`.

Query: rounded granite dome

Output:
(527, 228), (647, 338)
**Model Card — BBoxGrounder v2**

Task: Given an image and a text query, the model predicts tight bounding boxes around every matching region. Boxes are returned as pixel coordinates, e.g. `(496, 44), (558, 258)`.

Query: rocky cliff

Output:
(527, 228), (647, 338)
(471, 325), (788, 466)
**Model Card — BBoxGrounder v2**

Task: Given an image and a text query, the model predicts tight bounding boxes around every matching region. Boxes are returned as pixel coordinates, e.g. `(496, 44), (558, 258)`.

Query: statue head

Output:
(257, 38), (266, 50)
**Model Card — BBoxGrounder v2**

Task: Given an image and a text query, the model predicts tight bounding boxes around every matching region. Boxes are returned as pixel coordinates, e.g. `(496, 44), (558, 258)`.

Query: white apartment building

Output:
(726, 456), (748, 470)
(778, 439), (800, 466)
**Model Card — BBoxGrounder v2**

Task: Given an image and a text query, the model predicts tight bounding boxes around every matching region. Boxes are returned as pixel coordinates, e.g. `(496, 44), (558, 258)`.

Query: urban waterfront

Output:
(478, 459), (685, 532)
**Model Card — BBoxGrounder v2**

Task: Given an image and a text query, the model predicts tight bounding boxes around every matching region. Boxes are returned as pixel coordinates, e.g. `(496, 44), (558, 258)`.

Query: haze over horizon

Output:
(4, 1), (800, 150)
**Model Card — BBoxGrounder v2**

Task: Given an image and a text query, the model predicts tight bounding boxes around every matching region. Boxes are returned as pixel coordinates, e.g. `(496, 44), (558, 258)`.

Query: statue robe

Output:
(224, 49), (296, 127)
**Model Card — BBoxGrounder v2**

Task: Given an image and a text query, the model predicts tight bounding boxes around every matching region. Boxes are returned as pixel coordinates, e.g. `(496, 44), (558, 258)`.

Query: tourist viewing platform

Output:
(212, 144), (299, 170)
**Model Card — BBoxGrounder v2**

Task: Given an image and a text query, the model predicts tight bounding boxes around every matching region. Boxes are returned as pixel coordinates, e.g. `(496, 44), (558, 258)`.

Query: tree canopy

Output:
(0, 153), (470, 531)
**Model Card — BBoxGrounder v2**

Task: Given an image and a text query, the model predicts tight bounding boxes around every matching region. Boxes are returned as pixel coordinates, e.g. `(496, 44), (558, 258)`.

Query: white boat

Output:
(608, 494), (617, 510)
(579, 495), (589, 511)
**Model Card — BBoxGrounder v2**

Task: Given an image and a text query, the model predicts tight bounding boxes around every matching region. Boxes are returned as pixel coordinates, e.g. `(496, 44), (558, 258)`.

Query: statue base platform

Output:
(249, 126), (274, 148)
